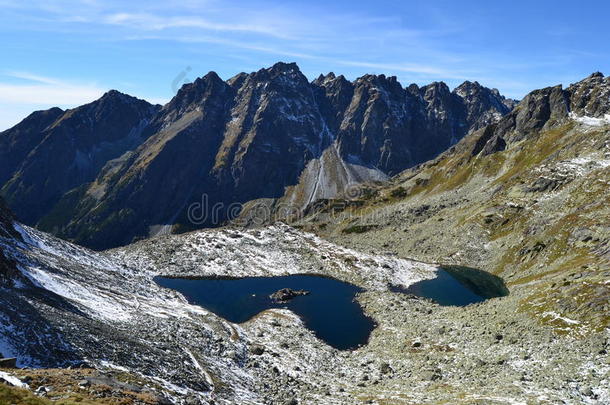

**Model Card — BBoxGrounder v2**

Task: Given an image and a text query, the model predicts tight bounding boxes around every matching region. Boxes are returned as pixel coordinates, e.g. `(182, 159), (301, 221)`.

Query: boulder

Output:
(250, 345), (265, 356)
(0, 358), (17, 368)
(380, 362), (393, 375)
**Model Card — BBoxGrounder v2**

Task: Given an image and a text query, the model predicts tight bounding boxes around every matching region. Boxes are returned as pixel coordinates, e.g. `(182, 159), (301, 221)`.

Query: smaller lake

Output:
(392, 268), (487, 306)
(155, 268), (508, 350)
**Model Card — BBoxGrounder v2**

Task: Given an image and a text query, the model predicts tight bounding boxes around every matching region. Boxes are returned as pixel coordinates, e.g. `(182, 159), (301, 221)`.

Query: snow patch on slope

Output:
(0, 371), (28, 388)
(570, 112), (610, 127)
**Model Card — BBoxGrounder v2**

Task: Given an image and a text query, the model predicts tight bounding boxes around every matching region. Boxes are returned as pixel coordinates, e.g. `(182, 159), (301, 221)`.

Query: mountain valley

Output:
(0, 67), (608, 404)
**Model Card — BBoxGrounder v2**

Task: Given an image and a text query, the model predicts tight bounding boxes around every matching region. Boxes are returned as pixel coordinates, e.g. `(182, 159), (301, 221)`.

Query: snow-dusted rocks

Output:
(112, 223), (439, 291)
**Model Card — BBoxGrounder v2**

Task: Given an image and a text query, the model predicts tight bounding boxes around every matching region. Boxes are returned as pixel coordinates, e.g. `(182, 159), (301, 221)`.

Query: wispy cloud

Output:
(0, 71), (105, 106)
(124, 34), (318, 60)
(103, 12), (297, 40)
(4, 71), (66, 86)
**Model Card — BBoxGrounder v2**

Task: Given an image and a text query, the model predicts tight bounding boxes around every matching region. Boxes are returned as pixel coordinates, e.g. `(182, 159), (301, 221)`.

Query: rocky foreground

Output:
(0, 218), (608, 404)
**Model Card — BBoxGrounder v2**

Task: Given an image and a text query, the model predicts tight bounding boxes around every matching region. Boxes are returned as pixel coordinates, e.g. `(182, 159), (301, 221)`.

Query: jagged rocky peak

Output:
(453, 80), (484, 95)
(99, 89), (135, 102)
(347, 73), (406, 110)
(249, 61), (309, 87)
(567, 71), (610, 117)
(473, 72), (610, 156)
(166, 71), (228, 113)
(268, 61), (301, 73)
(312, 71), (337, 85)
(314, 73), (352, 92)
(227, 71), (248, 89)
(312, 73), (354, 131)
(227, 62), (314, 109)
(419, 81), (463, 124)
(355, 73), (402, 90)
(228, 62), (318, 115)
(406, 83), (421, 97)
(521, 85), (568, 125)
(477, 84), (568, 147)
(454, 80), (516, 131)
(420, 81), (462, 119)
(454, 80), (503, 104)
(421, 81), (452, 99)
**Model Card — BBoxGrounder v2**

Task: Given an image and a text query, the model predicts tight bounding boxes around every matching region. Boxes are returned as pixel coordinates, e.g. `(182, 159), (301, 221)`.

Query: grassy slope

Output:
(0, 368), (160, 405)
(0, 384), (104, 405)
(297, 121), (610, 334)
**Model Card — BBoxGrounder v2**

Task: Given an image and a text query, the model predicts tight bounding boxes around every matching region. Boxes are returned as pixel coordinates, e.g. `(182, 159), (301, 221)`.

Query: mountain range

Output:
(0, 68), (609, 404)
(0, 62), (514, 249)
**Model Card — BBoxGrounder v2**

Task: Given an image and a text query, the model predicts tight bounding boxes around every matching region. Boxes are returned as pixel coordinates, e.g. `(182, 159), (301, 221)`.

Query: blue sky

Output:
(1, 0), (609, 130)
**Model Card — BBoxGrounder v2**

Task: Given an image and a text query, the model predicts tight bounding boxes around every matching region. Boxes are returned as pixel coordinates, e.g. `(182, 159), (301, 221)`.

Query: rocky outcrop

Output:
(475, 72), (610, 154)
(567, 72), (610, 117)
(0, 62), (513, 249)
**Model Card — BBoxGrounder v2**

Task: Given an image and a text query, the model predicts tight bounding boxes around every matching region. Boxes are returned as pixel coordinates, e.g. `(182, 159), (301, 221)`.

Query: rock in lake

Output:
(269, 288), (310, 303)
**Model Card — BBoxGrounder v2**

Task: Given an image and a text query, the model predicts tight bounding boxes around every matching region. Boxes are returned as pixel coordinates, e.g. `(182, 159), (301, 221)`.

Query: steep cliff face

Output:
(0, 62), (513, 249)
(313, 74), (514, 175)
(0, 92), (159, 224)
(0, 198), (20, 285)
(212, 63), (331, 201)
(453, 80), (515, 131)
(255, 69), (514, 215)
(0, 107), (64, 185)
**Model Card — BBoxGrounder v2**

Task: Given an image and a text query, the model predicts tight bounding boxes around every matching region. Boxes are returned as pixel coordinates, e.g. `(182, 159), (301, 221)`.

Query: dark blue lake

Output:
(155, 274), (373, 350)
(155, 268), (507, 350)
